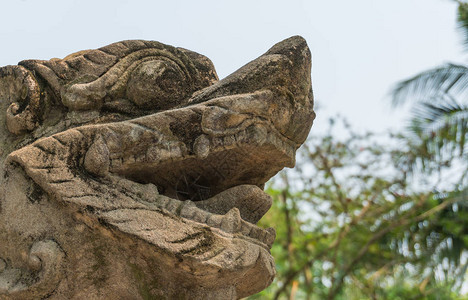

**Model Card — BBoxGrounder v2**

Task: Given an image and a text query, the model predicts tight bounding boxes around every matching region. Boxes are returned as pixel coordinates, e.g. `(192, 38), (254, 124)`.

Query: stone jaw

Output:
(0, 36), (314, 299)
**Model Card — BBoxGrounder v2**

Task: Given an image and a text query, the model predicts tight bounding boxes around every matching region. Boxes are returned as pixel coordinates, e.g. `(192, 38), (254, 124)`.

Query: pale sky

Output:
(1, 0), (466, 134)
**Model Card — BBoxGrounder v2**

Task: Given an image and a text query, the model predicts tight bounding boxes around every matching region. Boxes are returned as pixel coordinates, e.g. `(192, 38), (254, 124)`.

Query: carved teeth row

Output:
(158, 197), (275, 248)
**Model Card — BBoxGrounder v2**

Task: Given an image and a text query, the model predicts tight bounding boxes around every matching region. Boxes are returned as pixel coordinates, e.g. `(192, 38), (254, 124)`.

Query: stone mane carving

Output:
(0, 36), (314, 299)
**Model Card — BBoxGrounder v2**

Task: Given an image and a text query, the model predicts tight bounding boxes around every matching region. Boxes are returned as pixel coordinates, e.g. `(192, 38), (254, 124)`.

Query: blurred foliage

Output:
(247, 2), (468, 299)
(249, 117), (467, 299)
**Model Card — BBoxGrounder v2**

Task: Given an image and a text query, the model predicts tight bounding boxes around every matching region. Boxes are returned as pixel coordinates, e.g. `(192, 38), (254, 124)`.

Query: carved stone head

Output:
(0, 36), (314, 299)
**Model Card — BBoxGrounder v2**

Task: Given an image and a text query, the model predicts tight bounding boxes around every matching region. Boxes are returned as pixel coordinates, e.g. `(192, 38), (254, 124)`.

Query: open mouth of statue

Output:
(119, 124), (299, 250)
(54, 89), (303, 251)
(103, 117), (300, 250)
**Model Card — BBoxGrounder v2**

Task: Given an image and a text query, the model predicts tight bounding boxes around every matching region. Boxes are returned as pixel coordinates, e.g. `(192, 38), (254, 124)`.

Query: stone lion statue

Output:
(0, 36), (314, 299)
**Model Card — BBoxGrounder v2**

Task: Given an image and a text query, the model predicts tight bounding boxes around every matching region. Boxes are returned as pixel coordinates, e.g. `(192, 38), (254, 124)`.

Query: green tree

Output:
(249, 117), (467, 300)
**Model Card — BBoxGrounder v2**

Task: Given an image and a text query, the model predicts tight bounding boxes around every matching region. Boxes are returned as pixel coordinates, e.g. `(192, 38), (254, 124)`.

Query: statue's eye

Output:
(126, 59), (188, 110)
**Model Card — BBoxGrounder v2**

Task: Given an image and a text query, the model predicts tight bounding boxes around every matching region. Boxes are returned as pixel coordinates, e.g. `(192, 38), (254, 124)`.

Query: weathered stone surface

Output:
(0, 36), (314, 299)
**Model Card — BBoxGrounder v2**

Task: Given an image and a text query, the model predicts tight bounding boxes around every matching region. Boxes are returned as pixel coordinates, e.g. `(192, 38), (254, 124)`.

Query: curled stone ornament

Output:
(0, 240), (65, 299)
(0, 65), (42, 135)
(0, 36), (314, 299)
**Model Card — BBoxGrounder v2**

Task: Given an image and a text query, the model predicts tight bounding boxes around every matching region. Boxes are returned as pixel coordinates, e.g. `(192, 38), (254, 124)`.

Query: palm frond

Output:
(391, 64), (468, 107)
(410, 95), (468, 156)
(394, 110), (467, 178)
(413, 96), (467, 134)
